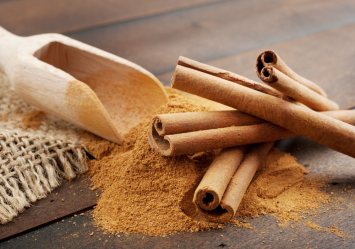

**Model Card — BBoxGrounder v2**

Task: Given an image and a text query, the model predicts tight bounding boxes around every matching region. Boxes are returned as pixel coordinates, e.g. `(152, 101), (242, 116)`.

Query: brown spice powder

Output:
(236, 148), (330, 223)
(86, 88), (221, 235)
(306, 221), (347, 238)
(306, 221), (323, 231)
(21, 110), (46, 130)
(85, 87), (331, 236)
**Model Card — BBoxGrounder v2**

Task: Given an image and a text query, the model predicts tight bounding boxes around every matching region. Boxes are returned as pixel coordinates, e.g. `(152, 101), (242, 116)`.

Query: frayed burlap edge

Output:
(0, 129), (88, 224)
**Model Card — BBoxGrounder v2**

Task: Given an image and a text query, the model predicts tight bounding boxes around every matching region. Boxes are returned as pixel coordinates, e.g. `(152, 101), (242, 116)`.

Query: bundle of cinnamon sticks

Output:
(148, 52), (355, 223)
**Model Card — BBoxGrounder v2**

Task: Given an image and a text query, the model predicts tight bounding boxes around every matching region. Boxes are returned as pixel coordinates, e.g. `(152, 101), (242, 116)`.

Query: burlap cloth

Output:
(0, 72), (87, 224)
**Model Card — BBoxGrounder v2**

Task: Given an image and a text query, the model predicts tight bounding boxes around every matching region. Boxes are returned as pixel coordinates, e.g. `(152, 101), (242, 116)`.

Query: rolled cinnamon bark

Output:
(171, 65), (355, 158)
(193, 146), (248, 211)
(255, 50), (327, 97)
(260, 66), (339, 111)
(151, 110), (354, 137)
(196, 142), (274, 223)
(178, 56), (294, 102)
(151, 111), (264, 136)
(323, 110), (355, 125)
(149, 123), (289, 156)
(148, 110), (355, 156)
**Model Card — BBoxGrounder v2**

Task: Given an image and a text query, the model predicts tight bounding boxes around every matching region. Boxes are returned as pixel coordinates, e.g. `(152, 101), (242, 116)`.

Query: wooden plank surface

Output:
(68, 0), (355, 76)
(2, 138), (355, 248)
(0, 0), (223, 36)
(158, 23), (355, 110)
(0, 177), (100, 241)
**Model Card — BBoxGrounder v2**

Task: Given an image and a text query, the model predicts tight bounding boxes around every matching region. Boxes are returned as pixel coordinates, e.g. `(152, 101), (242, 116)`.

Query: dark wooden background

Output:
(1, 0), (355, 248)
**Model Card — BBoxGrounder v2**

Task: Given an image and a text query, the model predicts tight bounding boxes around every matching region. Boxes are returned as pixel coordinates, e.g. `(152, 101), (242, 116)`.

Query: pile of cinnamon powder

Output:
(235, 147), (330, 222)
(84, 88), (330, 236)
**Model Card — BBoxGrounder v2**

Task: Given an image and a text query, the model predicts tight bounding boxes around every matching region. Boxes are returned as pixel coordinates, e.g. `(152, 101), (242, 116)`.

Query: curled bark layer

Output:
(178, 56), (297, 102)
(148, 122), (291, 156)
(148, 103), (355, 157)
(150, 111), (264, 136)
(255, 50), (327, 97)
(171, 65), (355, 158)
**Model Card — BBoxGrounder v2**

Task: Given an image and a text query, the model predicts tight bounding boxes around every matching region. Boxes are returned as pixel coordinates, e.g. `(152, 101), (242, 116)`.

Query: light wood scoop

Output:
(0, 27), (168, 144)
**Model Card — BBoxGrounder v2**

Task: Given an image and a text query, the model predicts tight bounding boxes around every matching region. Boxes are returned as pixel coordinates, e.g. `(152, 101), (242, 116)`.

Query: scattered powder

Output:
(21, 110), (46, 130)
(230, 219), (252, 229)
(306, 221), (322, 231)
(306, 221), (347, 238)
(325, 225), (346, 238)
(84, 87), (331, 236)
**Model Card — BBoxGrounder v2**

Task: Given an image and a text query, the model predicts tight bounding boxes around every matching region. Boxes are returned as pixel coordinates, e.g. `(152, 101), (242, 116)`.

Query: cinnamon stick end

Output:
(151, 116), (164, 136)
(261, 50), (278, 66)
(255, 53), (264, 78)
(194, 202), (234, 223)
(171, 65), (182, 88)
(177, 56), (189, 67)
(194, 188), (220, 211)
(147, 118), (174, 156)
(260, 66), (278, 83)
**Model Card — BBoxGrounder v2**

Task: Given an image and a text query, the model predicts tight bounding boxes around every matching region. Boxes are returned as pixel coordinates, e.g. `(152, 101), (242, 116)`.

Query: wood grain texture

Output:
(0, 0), (224, 36)
(69, 0), (355, 76)
(0, 177), (100, 241)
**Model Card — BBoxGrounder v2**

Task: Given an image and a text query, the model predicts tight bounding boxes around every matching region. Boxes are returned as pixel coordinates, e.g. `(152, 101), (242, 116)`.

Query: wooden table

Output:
(1, 0), (355, 248)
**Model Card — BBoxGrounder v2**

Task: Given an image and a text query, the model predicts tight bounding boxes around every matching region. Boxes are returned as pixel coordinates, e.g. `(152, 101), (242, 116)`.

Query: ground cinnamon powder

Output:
(306, 221), (347, 238)
(21, 110), (46, 130)
(84, 88), (330, 236)
(235, 148), (330, 223)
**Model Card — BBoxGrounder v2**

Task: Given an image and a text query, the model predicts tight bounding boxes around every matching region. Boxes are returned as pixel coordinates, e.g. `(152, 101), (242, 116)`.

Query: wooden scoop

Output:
(0, 27), (168, 144)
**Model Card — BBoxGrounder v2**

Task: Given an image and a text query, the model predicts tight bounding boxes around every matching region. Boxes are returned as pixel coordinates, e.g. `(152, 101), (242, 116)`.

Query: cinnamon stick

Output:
(150, 110), (353, 136)
(323, 110), (355, 125)
(151, 111), (264, 136)
(255, 50), (327, 97)
(196, 142), (274, 223)
(171, 65), (355, 158)
(178, 56), (296, 103)
(148, 110), (355, 156)
(260, 66), (339, 111)
(193, 146), (248, 211)
(148, 123), (289, 156)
